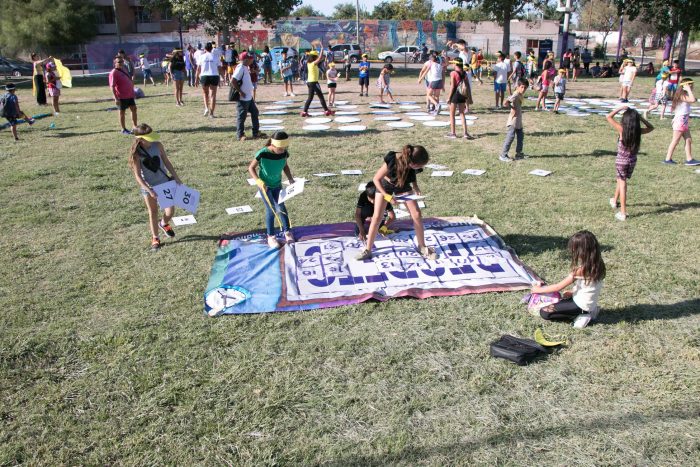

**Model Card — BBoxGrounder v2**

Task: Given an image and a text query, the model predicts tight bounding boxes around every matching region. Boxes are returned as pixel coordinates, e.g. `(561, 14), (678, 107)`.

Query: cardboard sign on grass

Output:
(226, 205), (253, 215)
(172, 215), (197, 226)
(278, 180), (305, 204)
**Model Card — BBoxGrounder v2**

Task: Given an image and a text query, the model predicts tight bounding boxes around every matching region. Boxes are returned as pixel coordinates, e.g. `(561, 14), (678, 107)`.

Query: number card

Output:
(529, 169), (552, 177)
(431, 171), (454, 177)
(357, 183), (367, 191)
(395, 194), (426, 201)
(393, 208), (410, 219)
(341, 170), (363, 175)
(226, 205), (253, 215)
(174, 184), (201, 214)
(278, 180), (306, 204)
(313, 173), (338, 177)
(172, 215), (197, 226)
(246, 178), (257, 186)
(153, 180), (178, 209)
(426, 163), (447, 170)
(462, 169), (486, 176)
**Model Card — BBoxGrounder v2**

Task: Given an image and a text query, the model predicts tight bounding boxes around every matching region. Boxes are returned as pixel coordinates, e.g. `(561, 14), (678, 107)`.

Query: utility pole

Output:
(557, 0), (573, 60)
(356, 0), (360, 46)
(112, 0), (122, 45)
(615, 16), (623, 63)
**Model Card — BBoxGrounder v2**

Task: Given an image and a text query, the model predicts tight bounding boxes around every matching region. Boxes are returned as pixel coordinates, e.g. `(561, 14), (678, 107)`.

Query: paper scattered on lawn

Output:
(172, 215), (197, 226)
(226, 205), (253, 215)
(393, 208), (410, 219)
(462, 169), (486, 176)
(278, 180), (305, 203)
(431, 170), (454, 177)
(341, 170), (363, 175)
(529, 169), (552, 177)
(426, 164), (447, 170)
(313, 173), (338, 177)
(395, 194), (426, 201)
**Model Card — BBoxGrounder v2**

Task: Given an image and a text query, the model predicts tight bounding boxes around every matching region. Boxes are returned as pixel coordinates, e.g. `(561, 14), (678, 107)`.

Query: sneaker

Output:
(435, 103), (441, 114)
(609, 198), (617, 209)
(121, 129), (132, 135)
(150, 237), (161, 251)
(284, 92), (289, 97)
(463, 134), (475, 140)
(284, 231), (295, 243)
(159, 220), (175, 238)
(499, 154), (512, 162)
(203, 108), (209, 116)
(419, 246), (438, 260)
(300, 111), (309, 117)
(663, 159), (677, 164)
(27, 118), (35, 126)
(290, 93), (296, 97)
(253, 132), (268, 140)
(53, 112), (60, 116)
(615, 211), (627, 221)
(445, 133), (457, 139)
(324, 110), (335, 116)
(684, 159), (700, 166)
(378, 225), (395, 235)
(355, 249), (373, 261)
(514, 153), (526, 160)
(208, 113), (215, 119)
(239, 135), (247, 142)
(359, 92), (364, 97)
(573, 313), (592, 329)
(267, 236), (280, 249)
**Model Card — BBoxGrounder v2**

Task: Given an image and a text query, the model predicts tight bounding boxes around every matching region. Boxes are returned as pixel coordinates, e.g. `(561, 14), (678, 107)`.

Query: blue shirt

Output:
(359, 61), (370, 78)
(2, 93), (19, 118)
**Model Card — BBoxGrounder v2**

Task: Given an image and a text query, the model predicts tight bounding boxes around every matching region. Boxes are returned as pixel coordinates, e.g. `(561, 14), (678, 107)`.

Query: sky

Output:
(300, 0), (456, 16)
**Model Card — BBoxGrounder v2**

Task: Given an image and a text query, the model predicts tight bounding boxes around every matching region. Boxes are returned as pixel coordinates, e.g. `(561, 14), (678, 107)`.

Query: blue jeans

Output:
(260, 186), (290, 236)
(237, 99), (260, 139)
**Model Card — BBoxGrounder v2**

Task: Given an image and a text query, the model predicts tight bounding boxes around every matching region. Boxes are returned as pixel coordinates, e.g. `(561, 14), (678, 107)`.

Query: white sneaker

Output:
(203, 108), (210, 116)
(267, 236), (280, 249)
(573, 313), (592, 329)
(609, 198), (617, 209)
(284, 92), (289, 97)
(54, 112), (60, 116)
(615, 211), (627, 221)
(290, 93), (296, 97)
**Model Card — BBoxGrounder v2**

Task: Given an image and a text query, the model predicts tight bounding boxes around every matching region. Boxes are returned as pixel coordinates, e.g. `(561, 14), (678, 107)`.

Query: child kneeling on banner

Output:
(355, 181), (396, 241)
(129, 124), (182, 251)
(530, 230), (605, 329)
(356, 145), (436, 261)
(248, 131), (295, 249)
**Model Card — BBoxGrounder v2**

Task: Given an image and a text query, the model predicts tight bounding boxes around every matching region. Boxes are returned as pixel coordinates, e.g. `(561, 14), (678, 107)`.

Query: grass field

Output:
(1, 72), (699, 465)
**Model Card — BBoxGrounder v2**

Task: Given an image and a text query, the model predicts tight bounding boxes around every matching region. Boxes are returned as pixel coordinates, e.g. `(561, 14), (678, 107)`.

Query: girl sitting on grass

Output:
(355, 145), (436, 261)
(531, 230), (606, 329)
(128, 124), (182, 251)
(606, 106), (654, 221)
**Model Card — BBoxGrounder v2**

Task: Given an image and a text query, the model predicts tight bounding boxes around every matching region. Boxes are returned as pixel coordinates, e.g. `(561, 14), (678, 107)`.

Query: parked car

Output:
(0, 57), (33, 77)
(330, 44), (362, 63)
(378, 46), (419, 63)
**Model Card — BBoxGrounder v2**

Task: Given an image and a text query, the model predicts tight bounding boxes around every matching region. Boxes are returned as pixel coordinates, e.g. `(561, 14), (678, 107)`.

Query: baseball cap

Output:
(239, 51), (251, 60)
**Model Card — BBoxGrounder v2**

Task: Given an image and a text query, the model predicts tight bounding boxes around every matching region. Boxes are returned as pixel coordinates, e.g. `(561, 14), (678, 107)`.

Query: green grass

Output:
(1, 75), (699, 464)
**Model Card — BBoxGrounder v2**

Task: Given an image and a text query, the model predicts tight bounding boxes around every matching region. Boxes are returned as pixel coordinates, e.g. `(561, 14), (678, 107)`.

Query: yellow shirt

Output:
(307, 62), (319, 83)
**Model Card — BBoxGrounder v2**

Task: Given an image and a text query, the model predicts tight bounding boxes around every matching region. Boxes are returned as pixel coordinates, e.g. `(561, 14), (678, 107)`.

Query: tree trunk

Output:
(677, 27), (689, 69)
(502, 6), (511, 55)
(663, 34), (673, 61)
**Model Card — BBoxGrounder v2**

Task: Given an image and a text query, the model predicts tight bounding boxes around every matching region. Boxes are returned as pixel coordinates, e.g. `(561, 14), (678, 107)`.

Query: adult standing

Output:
(195, 42), (220, 118)
(231, 52), (265, 142)
(109, 56), (138, 135)
(30, 53), (51, 106)
(170, 49), (186, 106)
(300, 50), (334, 117)
(572, 47), (581, 81)
(185, 45), (195, 87)
(582, 48), (592, 75)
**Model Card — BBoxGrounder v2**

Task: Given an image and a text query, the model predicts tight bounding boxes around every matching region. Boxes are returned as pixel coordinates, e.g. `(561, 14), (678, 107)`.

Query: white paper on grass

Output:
(395, 194), (426, 201)
(226, 205), (253, 215)
(313, 173), (337, 177)
(152, 180), (178, 209)
(431, 171), (454, 177)
(174, 184), (200, 214)
(426, 164), (447, 170)
(283, 177), (308, 185)
(278, 180), (305, 204)
(529, 169), (552, 177)
(417, 201), (426, 208)
(341, 170), (363, 175)
(462, 169), (486, 176)
(393, 208), (410, 219)
(172, 215), (196, 226)
(358, 182), (367, 191)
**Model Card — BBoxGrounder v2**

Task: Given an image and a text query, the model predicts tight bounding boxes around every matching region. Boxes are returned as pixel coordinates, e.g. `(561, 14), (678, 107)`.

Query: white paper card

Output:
(417, 201), (426, 208)
(395, 194), (426, 201)
(278, 180), (306, 204)
(174, 184), (200, 214)
(358, 183), (367, 191)
(431, 171), (454, 177)
(246, 178), (257, 186)
(313, 173), (337, 177)
(529, 169), (552, 177)
(254, 191), (262, 199)
(283, 177), (308, 185)
(226, 205), (253, 215)
(394, 208), (410, 219)
(172, 215), (196, 226)
(152, 180), (178, 209)
(426, 164), (447, 170)
(462, 169), (486, 176)
(341, 170), (363, 175)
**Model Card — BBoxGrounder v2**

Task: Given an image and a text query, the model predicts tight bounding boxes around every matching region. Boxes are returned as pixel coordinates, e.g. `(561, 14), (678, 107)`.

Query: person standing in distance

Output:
(231, 52), (266, 142)
(195, 42), (220, 118)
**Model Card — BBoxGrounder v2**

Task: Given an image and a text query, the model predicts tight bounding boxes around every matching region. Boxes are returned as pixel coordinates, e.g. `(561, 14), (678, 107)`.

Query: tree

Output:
(579, 0), (618, 51)
(331, 2), (365, 20)
(141, 0), (301, 35)
(372, 1), (400, 19)
(0, 0), (98, 55)
(434, 6), (492, 21)
(452, 0), (538, 54)
(370, 0), (434, 20)
(291, 5), (324, 17)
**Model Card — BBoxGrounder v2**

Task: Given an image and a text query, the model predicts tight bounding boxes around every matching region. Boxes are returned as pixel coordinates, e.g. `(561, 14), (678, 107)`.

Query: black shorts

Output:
(119, 98), (136, 110)
(328, 83), (337, 89)
(5, 116), (18, 125)
(200, 75), (220, 87)
(359, 76), (369, 87)
(381, 179), (411, 196)
(555, 92), (565, 100)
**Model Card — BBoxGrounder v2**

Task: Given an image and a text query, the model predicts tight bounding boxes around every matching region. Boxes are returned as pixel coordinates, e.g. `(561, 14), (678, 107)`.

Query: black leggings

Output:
(540, 297), (583, 321)
(304, 82), (328, 112)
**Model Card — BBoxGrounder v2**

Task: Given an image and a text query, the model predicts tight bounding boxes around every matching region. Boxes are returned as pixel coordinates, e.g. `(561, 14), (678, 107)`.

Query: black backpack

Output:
(0, 93), (9, 118)
(490, 335), (547, 366)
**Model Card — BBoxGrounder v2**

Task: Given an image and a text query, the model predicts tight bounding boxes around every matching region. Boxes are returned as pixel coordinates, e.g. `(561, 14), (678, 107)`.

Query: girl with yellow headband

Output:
(129, 124), (183, 250)
(248, 131), (296, 248)
(665, 78), (700, 166)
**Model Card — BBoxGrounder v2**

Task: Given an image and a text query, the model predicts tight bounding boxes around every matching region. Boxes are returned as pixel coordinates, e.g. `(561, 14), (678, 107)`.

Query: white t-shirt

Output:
(494, 61), (509, 84)
(212, 48), (223, 65)
(504, 58), (512, 73)
(572, 277), (602, 313)
(232, 63), (254, 101)
(459, 51), (469, 68)
(140, 57), (150, 70)
(225, 49), (233, 62)
(623, 65), (637, 83)
(655, 79), (669, 95)
(193, 49), (204, 64)
(197, 52), (219, 76)
(427, 61), (442, 82)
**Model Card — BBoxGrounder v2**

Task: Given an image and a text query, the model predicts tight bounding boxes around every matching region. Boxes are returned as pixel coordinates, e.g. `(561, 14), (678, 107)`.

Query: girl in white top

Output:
(326, 62), (338, 107)
(417, 54), (443, 114)
(620, 59), (637, 102)
(531, 230), (606, 329)
(644, 72), (670, 120)
(664, 78), (700, 165)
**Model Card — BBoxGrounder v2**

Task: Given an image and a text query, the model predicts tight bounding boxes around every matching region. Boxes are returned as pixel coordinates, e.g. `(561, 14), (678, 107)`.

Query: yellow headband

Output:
(271, 138), (289, 149)
(137, 131), (160, 142)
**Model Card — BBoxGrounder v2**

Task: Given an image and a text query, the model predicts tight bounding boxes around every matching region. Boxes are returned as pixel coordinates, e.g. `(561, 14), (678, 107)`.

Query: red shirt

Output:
(668, 66), (682, 84)
(108, 68), (135, 99)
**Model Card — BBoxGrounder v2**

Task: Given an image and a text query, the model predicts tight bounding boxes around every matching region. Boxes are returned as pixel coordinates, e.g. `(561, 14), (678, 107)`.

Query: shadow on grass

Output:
(600, 298), (700, 323)
(529, 129), (585, 137)
(634, 202), (700, 215)
(159, 126), (236, 134)
(45, 129), (119, 138)
(326, 408), (697, 465)
(534, 149), (617, 158)
(173, 234), (225, 244)
(502, 234), (614, 256)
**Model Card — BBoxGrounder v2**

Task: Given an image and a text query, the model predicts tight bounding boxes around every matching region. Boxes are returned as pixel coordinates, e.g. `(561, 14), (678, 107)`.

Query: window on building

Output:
(134, 6), (152, 23)
(526, 39), (540, 52)
(161, 6), (173, 21)
(95, 6), (115, 24)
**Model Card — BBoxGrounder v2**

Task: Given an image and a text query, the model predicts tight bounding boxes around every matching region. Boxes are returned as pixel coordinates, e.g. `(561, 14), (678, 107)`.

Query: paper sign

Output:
(226, 205), (253, 215)
(529, 169), (552, 177)
(426, 164), (448, 170)
(418, 201), (426, 208)
(431, 171), (454, 177)
(174, 184), (200, 214)
(278, 180), (306, 204)
(395, 194), (426, 201)
(462, 169), (486, 176)
(313, 173), (337, 177)
(254, 191), (262, 199)
(172, 215), (196, 226)
(341, 170), (363, 175)
(358, 183), (367, 191)
(246, 178), (257, 186)
(152, 180), (178, 209)
(695, 168), (700, 174)
(393, 208), (410, 219)
(283, 177), (308, 185)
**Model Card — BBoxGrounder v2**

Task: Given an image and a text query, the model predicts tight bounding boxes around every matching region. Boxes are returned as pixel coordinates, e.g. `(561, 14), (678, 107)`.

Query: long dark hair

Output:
(671, 78), (693, 111)
(395, 145), (429, 187)
(568, 230), (605, 283)
(620, 108), (641, 154)
(128, 123), (153, 170)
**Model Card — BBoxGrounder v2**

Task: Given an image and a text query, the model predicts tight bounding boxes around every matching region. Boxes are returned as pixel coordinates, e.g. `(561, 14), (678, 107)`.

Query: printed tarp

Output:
(204, 217), (539, 315)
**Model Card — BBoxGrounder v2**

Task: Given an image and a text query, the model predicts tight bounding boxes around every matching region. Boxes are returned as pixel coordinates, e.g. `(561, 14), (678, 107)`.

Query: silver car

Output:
(378, 46), (419, 63)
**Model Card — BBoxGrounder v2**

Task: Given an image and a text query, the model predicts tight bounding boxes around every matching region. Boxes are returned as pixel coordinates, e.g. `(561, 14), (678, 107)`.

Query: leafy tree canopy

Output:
(290, 5), (324, 17)
(370, 0), (434, 20)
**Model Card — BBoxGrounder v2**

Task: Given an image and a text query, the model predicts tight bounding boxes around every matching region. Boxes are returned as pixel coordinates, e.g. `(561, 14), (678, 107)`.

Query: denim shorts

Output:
(493, 82), (507, 93)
